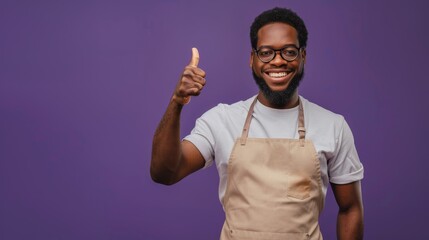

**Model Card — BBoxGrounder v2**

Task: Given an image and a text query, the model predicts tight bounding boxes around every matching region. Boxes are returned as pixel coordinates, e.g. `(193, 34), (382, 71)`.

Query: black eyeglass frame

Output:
(253, 45), (304, 63)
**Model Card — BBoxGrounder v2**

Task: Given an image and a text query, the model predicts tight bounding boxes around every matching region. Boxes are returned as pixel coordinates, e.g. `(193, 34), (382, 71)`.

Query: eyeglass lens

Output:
(257, 47), (299, 63)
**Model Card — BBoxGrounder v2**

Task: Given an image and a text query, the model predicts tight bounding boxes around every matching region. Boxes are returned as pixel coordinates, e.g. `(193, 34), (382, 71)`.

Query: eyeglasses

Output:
(254, 45), (302, 63)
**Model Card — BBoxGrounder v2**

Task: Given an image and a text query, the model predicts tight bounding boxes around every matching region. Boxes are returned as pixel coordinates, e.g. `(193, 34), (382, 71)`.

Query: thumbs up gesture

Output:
(172, 48), (206, 105)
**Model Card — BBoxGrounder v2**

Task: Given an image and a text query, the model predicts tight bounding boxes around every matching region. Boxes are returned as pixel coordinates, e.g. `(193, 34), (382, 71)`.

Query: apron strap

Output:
(298, 100), (305, 139)
(297, 100), (306, 146)
(240, 96), (306, 145)
(240, 97), (258, 145)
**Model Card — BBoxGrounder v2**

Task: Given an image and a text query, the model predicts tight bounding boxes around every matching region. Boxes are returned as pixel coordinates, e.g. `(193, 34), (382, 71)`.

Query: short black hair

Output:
(250, 7), (308, 49)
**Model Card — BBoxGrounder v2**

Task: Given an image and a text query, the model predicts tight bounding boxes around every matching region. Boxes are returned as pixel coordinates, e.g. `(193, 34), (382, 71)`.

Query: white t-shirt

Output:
(184, 95), (364, 204)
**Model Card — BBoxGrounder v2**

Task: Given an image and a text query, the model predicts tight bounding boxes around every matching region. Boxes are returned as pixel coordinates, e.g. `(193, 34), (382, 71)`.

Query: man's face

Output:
(250, 22), (306, 108)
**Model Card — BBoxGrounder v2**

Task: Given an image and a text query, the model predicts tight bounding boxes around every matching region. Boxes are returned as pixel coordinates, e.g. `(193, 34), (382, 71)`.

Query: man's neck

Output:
(257, 91), (299, 109)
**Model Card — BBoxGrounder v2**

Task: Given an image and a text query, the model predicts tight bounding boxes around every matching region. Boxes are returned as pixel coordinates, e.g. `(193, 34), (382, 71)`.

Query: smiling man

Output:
(151, 7), (364, 240)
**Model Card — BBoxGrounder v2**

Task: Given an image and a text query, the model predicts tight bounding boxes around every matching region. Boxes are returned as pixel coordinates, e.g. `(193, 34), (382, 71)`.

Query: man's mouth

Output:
(264, 70), (293, 80)
(268, 72), (288, 78)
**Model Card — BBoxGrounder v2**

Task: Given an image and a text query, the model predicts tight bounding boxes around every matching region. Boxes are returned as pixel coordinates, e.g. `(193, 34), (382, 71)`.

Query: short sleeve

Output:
(183, 107), (219, 169)
(328, 118), (364, 184)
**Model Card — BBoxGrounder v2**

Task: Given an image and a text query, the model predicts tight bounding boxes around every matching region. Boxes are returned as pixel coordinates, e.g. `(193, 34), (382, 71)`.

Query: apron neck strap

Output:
(298, 100), (305, 140)
(240, 96), (306, 145)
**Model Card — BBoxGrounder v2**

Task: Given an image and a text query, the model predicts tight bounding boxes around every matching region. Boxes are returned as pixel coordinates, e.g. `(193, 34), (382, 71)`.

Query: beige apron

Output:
(220, 97), (324, 240)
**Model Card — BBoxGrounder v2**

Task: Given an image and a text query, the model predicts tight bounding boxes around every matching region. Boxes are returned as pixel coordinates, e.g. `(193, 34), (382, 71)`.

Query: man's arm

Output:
(150, 48), (207, 185)
(331, 181), (364, 240)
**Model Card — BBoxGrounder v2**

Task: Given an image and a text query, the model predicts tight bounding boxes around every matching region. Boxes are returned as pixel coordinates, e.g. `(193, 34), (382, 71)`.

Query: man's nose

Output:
(270, 51), (287, 65)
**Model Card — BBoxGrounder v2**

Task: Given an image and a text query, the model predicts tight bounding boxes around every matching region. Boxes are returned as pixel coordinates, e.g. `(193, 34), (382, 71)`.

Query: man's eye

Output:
(259, 50), (273, 56)
(283, 49), (298, 56)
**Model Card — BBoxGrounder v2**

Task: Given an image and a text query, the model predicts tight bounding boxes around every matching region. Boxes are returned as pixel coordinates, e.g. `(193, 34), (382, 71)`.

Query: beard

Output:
(252, 67), (304, 108)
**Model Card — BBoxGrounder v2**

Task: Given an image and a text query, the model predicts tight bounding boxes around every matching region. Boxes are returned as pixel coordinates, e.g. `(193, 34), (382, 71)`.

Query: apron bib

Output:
(220, 97), (324, 240)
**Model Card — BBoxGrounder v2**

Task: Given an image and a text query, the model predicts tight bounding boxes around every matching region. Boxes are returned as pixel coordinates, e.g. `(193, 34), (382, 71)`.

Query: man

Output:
(151, 7), (364, 240)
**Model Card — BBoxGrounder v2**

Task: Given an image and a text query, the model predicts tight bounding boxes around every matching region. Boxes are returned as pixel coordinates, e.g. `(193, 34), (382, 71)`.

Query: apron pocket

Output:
(225, 228), (311, 240)
(287, 178), (311, 200)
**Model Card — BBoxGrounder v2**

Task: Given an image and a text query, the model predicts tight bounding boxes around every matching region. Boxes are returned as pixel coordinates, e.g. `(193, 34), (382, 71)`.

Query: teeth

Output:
(268, 72), (287, 78)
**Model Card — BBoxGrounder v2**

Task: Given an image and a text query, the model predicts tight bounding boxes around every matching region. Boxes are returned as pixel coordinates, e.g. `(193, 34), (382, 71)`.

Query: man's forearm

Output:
(337, 206), (364, 240)
(150, 100), (183, 184)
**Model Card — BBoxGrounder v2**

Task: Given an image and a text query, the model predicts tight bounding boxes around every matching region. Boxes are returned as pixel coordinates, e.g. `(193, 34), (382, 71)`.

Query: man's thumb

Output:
(189, 47), (199, 67)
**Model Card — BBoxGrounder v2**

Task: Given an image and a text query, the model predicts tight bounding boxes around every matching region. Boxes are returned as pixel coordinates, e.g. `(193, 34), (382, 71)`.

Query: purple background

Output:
(1, 0), (428, 239)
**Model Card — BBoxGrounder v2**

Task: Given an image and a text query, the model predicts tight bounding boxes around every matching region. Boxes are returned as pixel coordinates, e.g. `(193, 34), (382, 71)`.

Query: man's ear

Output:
(250, 51), (254, 68)
(301, 48), (307, 64)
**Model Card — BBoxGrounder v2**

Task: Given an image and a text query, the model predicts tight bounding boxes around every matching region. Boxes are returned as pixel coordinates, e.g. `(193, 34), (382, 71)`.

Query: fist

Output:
(172, 48), (206, 105)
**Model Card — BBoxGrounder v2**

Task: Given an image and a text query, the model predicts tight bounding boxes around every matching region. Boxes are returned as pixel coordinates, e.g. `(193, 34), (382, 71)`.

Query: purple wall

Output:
(1, 0), (428, 239)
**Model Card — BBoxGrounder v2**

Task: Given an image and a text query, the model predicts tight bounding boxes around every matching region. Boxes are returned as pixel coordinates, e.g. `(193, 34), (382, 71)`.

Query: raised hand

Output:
(172, 48), (206, 105)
